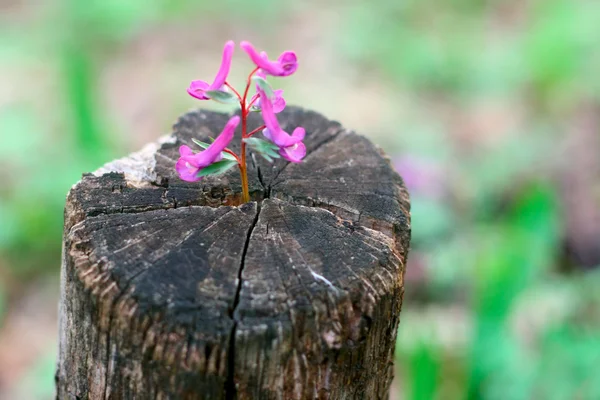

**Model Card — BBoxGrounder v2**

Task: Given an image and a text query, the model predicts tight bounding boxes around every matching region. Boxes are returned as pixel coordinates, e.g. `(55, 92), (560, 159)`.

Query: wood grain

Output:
(57, 107), (411, 399)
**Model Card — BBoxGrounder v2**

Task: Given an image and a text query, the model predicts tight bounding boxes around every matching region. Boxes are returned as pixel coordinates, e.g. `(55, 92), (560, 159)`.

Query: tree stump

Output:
(56, 107), (411, 399)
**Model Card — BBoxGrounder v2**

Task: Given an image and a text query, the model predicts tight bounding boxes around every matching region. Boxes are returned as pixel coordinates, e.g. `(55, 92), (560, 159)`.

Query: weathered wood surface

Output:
(57, 107), (411, 399)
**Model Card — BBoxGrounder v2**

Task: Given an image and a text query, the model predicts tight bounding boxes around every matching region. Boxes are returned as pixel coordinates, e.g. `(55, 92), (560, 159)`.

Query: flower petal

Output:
(179, 145), (194, 157)
(241, 41), (284, 76)
(277, 51), (298, 76)
(257, 65), (267, 78)
(210, 115), (240, 152)
(209, 40), (234, 91)
(179, 145), (203, 168)
(258, 88), (282, 134)
(176, 158), (202, 182)
(253, 89), (286, 113)
(258, 88), (301, 148)
(193, 115), (240, 167)
(280, 141), (306, 163)
(262, 128), (273, 141)
(187, 80), (210, 100)
(272, 89), (286, 113)
(291, 127), (305, 141)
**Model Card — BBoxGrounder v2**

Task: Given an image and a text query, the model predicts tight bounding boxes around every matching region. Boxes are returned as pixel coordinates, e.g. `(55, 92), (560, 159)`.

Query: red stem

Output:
(224, 82), (242, 102)
(236, 66), (260, 204)
(247, 95), (259, 110)
(223, 148), (241, 164)
(242, 67), (260, 119)
(246, 125), (266, 138)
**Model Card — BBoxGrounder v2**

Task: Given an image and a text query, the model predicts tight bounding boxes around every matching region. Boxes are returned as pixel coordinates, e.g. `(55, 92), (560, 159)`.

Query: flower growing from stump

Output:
(187, 41), (234, 100)
(177, 40), (306, 203)
(258, 87), (306, 163)
(176, 116), (240, 182)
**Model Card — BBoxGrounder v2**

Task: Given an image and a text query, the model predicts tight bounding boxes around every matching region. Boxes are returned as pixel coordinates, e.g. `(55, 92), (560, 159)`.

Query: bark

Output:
(56, 107), (411, 399)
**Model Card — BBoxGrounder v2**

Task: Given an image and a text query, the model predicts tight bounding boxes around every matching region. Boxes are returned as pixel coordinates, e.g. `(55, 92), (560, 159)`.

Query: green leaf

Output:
(221, 151), (237, 161)
(191, 138), (210, 149)
(196, 159), (238, 177)
(251, 76), (274, 99)
(244, 137), (281, 163)
(244, 137), (279, 150)
(205, 90), (239, 104)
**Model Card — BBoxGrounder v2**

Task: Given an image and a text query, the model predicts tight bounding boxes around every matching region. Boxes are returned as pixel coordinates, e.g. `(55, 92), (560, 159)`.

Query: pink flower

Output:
(175, 116), (240, 181)
(249, 89), (286, 113)
(248, 69), (286, 113)
(240, 41), (298, 77)
(258, 88), (306, 163)
(187, 41), (235, 100)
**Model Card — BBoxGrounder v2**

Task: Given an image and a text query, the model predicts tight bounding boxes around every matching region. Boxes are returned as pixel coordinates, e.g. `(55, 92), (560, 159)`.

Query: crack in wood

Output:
(226, 204), (262, 399)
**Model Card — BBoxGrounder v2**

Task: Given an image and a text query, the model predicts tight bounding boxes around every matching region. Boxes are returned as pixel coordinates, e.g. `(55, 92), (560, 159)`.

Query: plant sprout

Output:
(176, 40), (304, 203)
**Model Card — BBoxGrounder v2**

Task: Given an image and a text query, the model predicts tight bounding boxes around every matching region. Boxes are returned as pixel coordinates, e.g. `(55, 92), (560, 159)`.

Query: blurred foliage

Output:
(341, 0), (600, 103)
(13, 350), (56, 399)
(342, 0), (599, 398)
(407, 340), (441, 400)
(0, 283), (4, 323)
(1, 0), (599, 398)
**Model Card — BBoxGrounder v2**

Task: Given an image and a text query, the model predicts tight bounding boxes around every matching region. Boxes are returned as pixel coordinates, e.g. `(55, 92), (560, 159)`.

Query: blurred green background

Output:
(1, 0), (599, 398)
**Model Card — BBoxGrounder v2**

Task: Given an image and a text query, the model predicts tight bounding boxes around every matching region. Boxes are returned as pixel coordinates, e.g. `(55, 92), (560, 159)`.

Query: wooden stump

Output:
(56, 107), (411, 399)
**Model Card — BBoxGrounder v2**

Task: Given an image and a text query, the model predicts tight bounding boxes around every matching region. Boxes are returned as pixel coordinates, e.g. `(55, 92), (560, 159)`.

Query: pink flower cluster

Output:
(177, 40), (305, 185)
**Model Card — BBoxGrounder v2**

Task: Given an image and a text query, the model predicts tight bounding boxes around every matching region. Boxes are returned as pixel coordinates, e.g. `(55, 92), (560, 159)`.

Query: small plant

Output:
(175, 40), (304, 203)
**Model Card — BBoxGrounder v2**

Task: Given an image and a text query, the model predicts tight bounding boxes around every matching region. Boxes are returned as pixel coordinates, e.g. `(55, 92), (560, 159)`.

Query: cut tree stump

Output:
(56, 107), (411, 400)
